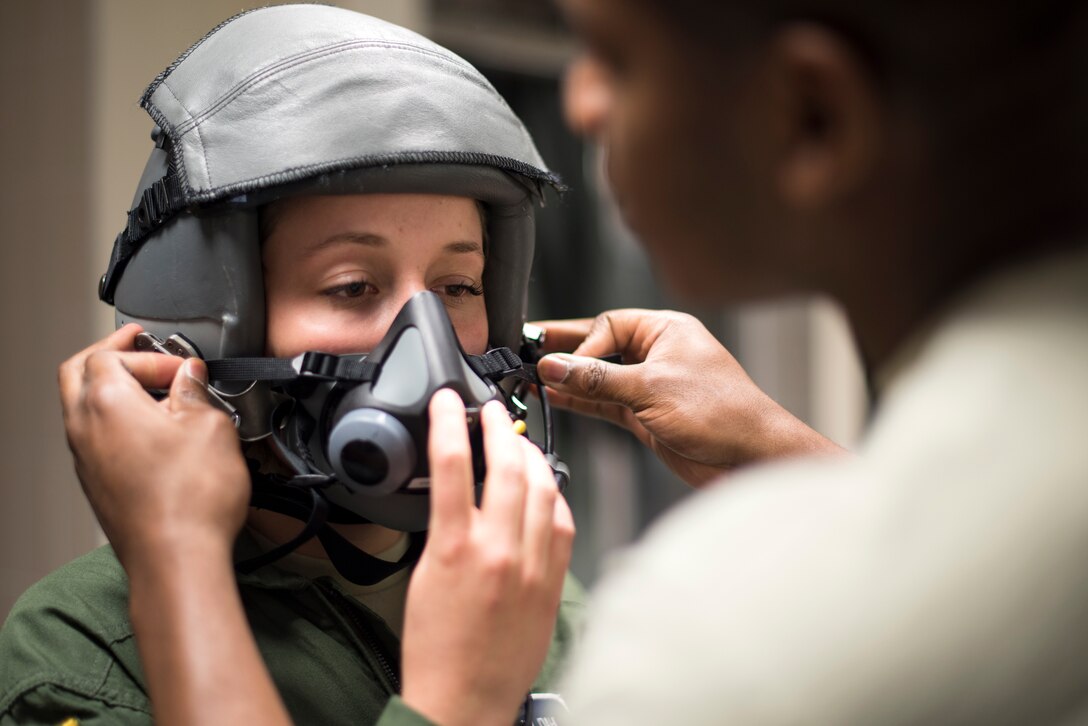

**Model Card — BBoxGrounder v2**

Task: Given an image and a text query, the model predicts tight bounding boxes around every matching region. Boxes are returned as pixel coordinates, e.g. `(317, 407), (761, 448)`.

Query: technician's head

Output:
(560, 0), (1088, 320)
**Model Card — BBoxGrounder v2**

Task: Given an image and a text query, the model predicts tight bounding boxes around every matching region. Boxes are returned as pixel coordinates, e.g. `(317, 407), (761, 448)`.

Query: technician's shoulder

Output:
(563, 250), (1088, 726)
(0, 545), (151, 725)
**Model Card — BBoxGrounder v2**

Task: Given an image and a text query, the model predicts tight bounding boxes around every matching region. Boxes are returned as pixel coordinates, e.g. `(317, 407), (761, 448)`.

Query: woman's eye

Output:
(323, 279), (374, 299)
(438, 282), (484, 300)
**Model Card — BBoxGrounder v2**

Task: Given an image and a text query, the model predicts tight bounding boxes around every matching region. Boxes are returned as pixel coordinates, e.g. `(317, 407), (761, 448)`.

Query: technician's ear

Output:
(769, 22), (883, 210)
(564, 53), (613, 143)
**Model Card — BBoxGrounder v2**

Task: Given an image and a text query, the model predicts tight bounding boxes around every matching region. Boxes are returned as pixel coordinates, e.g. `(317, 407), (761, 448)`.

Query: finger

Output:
(538, 388), (653, 447)
(81, 350), (184, 395)
(88, 323), (145, 355)
(519, 439), (559, 581)
(536, 353), (643, 410)
(569, 312), (631, 359)
(532, 314), (640, 359)
(529, 318), (595, 353)
(546, 494), (576, 595)
(118, 351), (187, 390)
(577, 309), (662, 359)
(479, 400), (528, 547)
(535, 309), (664, 398)
(58, 324), (145, 412)
(80, 350), (166, 421)
(426, 388), (475, 540)
(168, 358), (214, 413)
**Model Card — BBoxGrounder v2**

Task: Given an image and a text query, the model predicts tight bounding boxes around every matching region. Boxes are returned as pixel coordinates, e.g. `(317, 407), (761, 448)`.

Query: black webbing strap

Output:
(239, 475), (425, 586)
(206, 357), (299, 381)
(206, 348), (525, 384)
(237, 484), (329, 574)
(317, 525), (426, 586)
(99, 172), (186, 304)
(206, 353), (379, 383)
(468, 346), (526, 381)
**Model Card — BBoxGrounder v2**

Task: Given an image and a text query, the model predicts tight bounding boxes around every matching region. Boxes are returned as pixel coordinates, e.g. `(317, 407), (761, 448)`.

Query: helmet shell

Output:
(104, 4), (558, 358)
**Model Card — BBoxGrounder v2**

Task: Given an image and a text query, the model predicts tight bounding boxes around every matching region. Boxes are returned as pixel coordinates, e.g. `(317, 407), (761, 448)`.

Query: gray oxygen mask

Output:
(136, 289), (567, 580)
(281, 291), (505, 531)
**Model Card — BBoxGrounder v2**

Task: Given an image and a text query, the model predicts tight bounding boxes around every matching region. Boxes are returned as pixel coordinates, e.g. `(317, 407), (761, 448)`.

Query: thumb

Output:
(168, 358), (213, 412)
(537, 353), (640, 407)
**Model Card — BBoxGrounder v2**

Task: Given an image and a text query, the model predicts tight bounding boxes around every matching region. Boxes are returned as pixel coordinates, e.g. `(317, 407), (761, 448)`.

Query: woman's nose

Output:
(390, 282), (429, 310)
(355, 284), (430, 353)
(377, 283), (431, 326)
(563, 54), (612, 142)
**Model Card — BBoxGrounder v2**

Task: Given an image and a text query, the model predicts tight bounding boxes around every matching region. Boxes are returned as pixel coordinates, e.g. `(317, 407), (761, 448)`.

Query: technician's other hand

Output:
(534, 310), (845, 487)
(58, 324), (250, 575)
(401, 390), (575, 726)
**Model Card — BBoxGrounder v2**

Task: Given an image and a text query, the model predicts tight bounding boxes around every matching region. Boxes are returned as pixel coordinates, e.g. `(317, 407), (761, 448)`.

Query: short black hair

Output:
(637, 0), (1085, 93)
(638, 0), (1088, 191)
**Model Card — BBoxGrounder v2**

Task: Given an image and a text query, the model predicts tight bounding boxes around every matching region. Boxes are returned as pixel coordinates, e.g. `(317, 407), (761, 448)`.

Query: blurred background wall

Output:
(0, 0), (866, 621)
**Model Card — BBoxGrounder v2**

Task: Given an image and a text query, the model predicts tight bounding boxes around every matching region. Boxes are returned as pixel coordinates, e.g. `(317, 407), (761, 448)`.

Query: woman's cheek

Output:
(268, 292), (488, 356)
(451, 300), (489, 355)
(265, 306), (315, 358)
(265, 300), (348, 357)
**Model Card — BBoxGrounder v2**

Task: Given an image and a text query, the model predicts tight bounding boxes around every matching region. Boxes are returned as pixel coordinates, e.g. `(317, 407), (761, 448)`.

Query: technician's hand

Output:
(401, 390), (575, 726)
(58, 324), (250, 574)
(59, 324), (290, 726)
(534, 310), (845, 487)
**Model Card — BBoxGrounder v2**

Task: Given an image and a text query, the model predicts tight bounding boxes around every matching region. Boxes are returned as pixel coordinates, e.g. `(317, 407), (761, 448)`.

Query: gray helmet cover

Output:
(102, 4), (560, 358)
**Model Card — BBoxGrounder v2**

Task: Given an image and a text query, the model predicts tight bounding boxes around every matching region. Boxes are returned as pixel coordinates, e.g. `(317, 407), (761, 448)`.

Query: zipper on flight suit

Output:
(315, 580), (401, 693)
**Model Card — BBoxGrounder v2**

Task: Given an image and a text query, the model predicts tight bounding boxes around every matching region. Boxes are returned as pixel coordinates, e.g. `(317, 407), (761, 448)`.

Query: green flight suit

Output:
(0, 536), (584, 725)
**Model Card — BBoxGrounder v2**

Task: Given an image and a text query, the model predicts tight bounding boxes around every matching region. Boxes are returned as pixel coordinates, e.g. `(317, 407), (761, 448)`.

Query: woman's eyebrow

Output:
(444, 240), (484, 257)
(305, 232), (387, 255)
(303, 234), (483, 258)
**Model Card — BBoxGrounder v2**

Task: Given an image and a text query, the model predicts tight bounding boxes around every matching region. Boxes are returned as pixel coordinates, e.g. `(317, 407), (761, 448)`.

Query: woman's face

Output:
(262, 194), (488, 358)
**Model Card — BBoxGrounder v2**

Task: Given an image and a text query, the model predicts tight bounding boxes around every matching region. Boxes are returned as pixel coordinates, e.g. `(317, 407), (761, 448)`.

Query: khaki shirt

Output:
(565, 246), (1088, 725)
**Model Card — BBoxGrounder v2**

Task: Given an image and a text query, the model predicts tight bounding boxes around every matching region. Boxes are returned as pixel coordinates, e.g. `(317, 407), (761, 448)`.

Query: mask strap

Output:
(237, 480), (329, 574)
(238, 468), (425, 585)
(466, 347), (527, 381)
(205, 347), (523, 384)
(317, 526), (426, 586)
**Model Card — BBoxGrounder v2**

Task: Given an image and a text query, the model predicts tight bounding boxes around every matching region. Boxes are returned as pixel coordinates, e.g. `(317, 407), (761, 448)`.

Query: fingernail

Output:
(430, 388), (460, 409)
(482, 399), (506, 416)
(537, 354), (571, 384)
(183, 358), (207, 384)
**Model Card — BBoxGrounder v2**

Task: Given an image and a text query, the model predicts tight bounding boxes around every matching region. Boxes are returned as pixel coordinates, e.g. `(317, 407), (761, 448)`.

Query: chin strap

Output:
(237, 479), (329, 575)
(237, 460), (428, 586)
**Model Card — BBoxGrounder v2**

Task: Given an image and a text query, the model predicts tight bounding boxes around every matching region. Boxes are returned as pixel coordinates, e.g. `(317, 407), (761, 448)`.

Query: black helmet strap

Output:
(99, 169), (186, 304)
